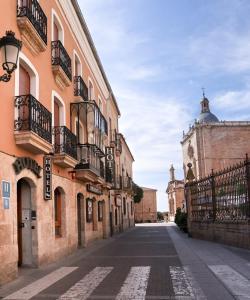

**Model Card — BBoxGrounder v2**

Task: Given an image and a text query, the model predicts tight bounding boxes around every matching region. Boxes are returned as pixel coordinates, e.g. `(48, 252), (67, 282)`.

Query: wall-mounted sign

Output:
(106, 147), (115, 185)
(44, 156), (52, 200)
(86, 198), (93, 222)
(3, 198), (9, 209)
(13, 157), (41, 178)
(2, 181), (10, 210)
(2, 181), (10, 198)
(87, 184), (102, 195)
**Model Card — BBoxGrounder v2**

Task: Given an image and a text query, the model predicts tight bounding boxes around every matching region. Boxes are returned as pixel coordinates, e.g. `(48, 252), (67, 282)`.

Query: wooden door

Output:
(54, 189), (62, 237)
(77, 195), (82, 247)
(17, 182), (22, 266)
(19, 65), (30, 127)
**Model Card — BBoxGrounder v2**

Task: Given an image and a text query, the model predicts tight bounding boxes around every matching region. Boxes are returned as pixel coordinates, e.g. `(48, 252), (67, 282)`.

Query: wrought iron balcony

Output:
(51, 40), (72, 86)
(75, 143), (105, 179)
(14, 94), (52, 153)
(70, 100), (108, 145)
(53, 126), (77, 160)
(17, 0), (47, 45)
(110, 130), (122, 154)
(123, 176), (133, 191)
(74, 76), (88, 100)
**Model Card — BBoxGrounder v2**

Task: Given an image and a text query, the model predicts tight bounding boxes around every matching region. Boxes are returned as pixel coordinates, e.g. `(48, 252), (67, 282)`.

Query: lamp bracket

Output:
(0, 73), (11, 82)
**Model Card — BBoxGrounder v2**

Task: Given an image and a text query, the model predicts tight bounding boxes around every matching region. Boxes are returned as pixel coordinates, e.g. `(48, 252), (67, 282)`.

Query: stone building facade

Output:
(134, 187), (157, 223)
(181, 94), (250, 180)
(166, 165), (185, 221)
(0, 0), (134, 285)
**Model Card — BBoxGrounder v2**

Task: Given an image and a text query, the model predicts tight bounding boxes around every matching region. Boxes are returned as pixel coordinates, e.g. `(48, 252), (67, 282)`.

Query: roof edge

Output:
(70, 0), (121, 116)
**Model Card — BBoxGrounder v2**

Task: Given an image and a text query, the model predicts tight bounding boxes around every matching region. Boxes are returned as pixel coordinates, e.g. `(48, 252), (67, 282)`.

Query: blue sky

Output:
(79, 0), (250, 211)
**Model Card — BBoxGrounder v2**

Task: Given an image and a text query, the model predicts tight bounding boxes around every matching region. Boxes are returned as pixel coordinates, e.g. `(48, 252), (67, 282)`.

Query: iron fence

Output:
(51, 40), (72, 81)
(187, 157), (250, 222)
(14, 94), (52, 143)
(53, 126), (77, 160)
(17, 0), (47, 45)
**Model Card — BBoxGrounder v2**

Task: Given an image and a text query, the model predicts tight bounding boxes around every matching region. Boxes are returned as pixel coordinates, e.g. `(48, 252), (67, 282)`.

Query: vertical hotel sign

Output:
(106, 147), (115, 185)
(44, 156), (52, 200)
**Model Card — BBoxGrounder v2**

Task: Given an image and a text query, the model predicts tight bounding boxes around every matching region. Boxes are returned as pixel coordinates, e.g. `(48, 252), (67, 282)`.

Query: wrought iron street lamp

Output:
(0, 31), (22, 82)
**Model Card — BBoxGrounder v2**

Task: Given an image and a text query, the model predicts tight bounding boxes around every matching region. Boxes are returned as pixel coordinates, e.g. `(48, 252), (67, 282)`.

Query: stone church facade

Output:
(181, 94), (250, 180)
(166, 165), (185, 221)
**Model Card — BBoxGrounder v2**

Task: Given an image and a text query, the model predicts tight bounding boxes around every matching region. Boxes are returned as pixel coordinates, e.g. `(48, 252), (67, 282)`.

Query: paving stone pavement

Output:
(1, 223), (250, 299)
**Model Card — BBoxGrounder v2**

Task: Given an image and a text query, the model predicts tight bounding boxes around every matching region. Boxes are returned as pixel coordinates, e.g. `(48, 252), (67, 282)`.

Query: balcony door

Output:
(19, 65), (30, 126)
(54, 99), (61, 150)
(19, 65), (30, 95)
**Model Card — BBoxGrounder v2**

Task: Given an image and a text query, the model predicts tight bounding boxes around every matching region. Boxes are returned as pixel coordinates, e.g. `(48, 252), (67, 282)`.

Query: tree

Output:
(157, 211), (164, 221)
(133, 183), (144, 203)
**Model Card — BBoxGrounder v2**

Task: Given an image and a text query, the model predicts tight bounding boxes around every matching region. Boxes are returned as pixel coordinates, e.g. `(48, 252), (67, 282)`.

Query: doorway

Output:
(17, 179), (34, 266)
(77, 193), (85, 247)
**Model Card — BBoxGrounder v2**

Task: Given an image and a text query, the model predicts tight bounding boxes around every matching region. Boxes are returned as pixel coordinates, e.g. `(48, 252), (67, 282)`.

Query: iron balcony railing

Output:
(17, 0), (47, 45)
(14, 94), (52, 143)
(74, 76), (88, 100)
(53, 126), (77, 160)
(51, 40), (72, 81)
(110, 130), (122, 152)
(75, 143), (104, 176)
(70, 100), (108, 139)
(123, 176), (133, 190)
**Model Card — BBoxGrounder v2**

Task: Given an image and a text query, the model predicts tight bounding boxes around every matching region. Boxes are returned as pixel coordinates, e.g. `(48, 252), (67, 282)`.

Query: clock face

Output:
(188, 143), (194, 159)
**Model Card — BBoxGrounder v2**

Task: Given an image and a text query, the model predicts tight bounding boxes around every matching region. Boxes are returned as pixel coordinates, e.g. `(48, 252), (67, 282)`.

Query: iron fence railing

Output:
(17, 0), (47, 45)
(187, 157), (250, 222)
(74, 76), (88, 100)
(14, 94), (52, 143)
(51, 40), (72, 81)
(53, 126), (77, 160)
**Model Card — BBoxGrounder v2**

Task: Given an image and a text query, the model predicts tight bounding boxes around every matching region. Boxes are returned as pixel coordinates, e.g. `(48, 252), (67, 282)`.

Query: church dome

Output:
(198, 95), (219, 123)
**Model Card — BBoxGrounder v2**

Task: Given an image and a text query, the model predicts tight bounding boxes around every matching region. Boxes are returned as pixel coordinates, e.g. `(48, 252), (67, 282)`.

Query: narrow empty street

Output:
(1, 223), (250, 299)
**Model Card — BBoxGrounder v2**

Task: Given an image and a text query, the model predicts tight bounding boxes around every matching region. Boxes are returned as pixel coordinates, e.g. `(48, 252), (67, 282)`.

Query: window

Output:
(98, 97), (103, 113)
(75, 119), (84, 144)
(52, 9), (64, 43)
(54, 188), (62, 237)
(74, 51), (82, 76)
(86, 198), (93, 222)
(98, 201), (103, 221)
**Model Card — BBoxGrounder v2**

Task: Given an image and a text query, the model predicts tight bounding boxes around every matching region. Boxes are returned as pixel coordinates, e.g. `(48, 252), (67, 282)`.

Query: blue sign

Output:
(2, 181), (10, 198)
(3, 198), (9, 209)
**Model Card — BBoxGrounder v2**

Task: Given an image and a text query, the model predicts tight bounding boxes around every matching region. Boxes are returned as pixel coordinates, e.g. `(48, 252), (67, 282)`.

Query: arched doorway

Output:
(17, 178), (35, 266)
(77, 193), (85, 247)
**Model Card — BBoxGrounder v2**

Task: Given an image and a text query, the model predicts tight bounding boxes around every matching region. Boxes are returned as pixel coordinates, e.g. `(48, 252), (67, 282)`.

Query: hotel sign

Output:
(105, 147), (115, 185)
(13, 157), (41, 178)
(44, 156), (52, 200)
(87, 184), (102, 195)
